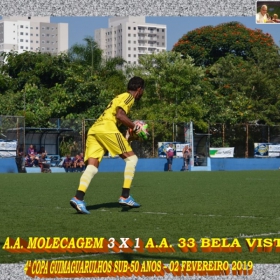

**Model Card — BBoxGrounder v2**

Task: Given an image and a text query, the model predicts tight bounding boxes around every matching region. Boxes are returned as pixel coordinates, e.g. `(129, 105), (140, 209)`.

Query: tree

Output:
(172, 22), (278, 67)
(1, 51), (69, 91)
(126, 51), (212, 141)
(205, 48), (280, 125)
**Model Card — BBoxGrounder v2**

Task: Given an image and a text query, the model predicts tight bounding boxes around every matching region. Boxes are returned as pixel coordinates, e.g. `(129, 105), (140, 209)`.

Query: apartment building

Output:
(0, 16), (68, 55)
(94, 16), (167, 65)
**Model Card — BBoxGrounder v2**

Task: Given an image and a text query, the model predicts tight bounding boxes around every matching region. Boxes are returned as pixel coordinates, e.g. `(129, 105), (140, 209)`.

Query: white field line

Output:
(96, 208), (276, 219)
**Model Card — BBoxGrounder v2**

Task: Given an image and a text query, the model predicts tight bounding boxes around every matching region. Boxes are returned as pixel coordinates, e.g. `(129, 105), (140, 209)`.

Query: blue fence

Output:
(1, 157), (280, 173)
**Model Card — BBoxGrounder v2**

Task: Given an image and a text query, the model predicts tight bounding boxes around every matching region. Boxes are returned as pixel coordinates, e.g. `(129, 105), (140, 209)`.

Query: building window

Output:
(134, 27), (136, 30)
(133, 41), (136, 44)
(30, 40), (33, 43)
(162, 36), (165, 39)
(36, 34), (39, 36)
(20, 39), (23, 42)
(42, 34), (45, 37)
(128, 33), (131, 37)
(36, 41), (39, 43)
(128, 47), (131, 50)
(42, 40), (45, 43)
(20, 25), (23, 28)
(25, 47), (28, 49)
(36, 27), (38, 29)
(25, 40), (28, 42)
(134, 54), (136, 57)
(30, 33), (33, 36)
(134, 48), (136, 51)
(128, 40), (131, 44)
(30, 27), (33, 29)
(20, 32), (23, 35)
(30, 47), (33, 50)
(128, 54), (131, 57)
(128, 27), (131, 30)
(20, 46), (23, 49)
(25, 33), (28, 35)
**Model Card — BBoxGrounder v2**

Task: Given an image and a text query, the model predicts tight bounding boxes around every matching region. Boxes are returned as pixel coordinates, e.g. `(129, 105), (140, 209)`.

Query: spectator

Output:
(182, 144), (190, 171)
(166, 143), (175, 171)
(73, 154), (85, 170)
(25, 155), (33, 167)
(256, 5), (274, 23)
(27, 145), (35, 156)
(38, 146), (47, 155)
(63, 154), (74, 172)
(39, 153), (51, 173)
(17, 144), (24, 157)
(32, 155), (40, 167)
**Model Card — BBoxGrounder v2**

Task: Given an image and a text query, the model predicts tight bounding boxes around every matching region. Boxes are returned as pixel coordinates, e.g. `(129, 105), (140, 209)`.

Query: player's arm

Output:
(116, 107), (135, 129)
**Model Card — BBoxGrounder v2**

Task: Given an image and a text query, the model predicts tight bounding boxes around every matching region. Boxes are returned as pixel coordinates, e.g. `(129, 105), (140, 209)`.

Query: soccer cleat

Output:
(119, 196), (141, 208)
(70, 197), (90, 214)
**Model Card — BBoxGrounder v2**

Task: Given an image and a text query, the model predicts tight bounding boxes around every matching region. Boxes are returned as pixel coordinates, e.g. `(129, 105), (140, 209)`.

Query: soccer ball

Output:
(127, 120), (149, 140)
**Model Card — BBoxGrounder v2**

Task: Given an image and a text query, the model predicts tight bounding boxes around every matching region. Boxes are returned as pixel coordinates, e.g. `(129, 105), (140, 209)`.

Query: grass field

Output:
(1, 171), (280, 265)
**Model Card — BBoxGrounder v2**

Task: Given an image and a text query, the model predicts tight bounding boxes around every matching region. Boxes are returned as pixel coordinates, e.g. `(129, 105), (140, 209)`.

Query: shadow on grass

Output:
(87, 202), (139, 212)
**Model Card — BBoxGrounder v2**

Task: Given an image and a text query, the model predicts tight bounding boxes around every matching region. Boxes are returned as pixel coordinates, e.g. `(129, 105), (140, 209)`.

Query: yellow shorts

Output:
(84, 133), (132, 163)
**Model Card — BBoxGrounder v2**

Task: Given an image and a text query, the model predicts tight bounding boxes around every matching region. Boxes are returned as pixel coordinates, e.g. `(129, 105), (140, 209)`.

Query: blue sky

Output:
(50, 16), (280, 50)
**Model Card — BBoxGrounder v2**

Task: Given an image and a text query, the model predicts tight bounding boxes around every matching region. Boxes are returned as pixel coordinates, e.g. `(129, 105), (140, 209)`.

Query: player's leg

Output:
(70, 135), (104, 214)
(169, 157), (173, 171)
(95, 133), (140, 208)
(168, 157), (171, 171)
(118, 151), (140, 207)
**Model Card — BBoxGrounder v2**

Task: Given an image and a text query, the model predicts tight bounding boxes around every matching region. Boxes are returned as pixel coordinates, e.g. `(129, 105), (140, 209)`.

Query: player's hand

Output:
(133, 123), (149, 140)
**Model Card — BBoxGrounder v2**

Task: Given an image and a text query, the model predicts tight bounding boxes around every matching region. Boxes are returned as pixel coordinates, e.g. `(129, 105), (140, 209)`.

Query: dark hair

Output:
(127, 76), (145, 91)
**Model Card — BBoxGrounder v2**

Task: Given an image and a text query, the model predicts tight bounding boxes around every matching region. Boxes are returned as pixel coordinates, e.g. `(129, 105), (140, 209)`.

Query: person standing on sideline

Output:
(166, 143), (175, 171)
(182, 144), (190, 171)
(70, 76), (147, 214)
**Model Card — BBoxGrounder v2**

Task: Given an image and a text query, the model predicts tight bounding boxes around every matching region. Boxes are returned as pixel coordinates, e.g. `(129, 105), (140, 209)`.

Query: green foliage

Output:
(172, 22), (278, 67)
(126, 51), (211, 141)
(206, 48), (280, 125)
(0, 39), (127, 125)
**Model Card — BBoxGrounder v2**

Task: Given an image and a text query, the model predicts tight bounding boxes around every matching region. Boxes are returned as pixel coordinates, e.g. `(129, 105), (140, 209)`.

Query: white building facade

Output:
(94, 16), (167, 65)
(0, 16), (68, 55)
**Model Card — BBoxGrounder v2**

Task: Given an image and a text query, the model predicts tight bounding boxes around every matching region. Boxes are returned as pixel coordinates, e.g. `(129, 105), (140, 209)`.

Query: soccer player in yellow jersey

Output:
(70, 76), (146, 214)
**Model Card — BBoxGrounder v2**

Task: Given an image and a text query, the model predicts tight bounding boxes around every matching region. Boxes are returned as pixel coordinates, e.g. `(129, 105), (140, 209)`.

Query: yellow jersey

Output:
(88, 92), (135, 134)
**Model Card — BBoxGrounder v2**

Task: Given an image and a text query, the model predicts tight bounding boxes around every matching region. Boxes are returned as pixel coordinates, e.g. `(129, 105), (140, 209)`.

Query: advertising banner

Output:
(268, 144), (280, 157)
(209, 147), (234, 158)
(0, 140), (17, 157)
(254, 143), (280, 157)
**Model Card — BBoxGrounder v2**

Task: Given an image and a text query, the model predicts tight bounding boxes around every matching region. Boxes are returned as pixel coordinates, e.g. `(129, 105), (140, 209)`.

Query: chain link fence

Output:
(209, 123), (280, 158)
(2, 116), (280, 160)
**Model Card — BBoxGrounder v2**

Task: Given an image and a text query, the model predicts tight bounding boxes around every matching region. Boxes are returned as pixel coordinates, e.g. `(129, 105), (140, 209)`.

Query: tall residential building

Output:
(94, 16), (167, 65)
(0, 16), (68, 55)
